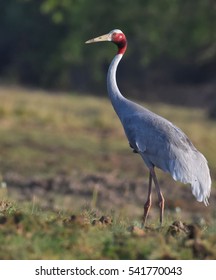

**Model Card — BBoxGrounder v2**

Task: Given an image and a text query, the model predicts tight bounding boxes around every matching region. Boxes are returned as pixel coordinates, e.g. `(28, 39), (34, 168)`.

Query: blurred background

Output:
(0, 0), (216, 219)
(0, 0), (216, 108)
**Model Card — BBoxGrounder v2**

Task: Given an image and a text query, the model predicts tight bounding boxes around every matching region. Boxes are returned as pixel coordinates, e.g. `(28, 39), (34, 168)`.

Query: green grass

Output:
(0, 200), (216, 259)
(0, 85), (216, 259)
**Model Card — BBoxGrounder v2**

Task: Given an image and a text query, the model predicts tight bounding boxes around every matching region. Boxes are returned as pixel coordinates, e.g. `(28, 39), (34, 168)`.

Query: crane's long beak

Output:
(85, 33), (111, 44)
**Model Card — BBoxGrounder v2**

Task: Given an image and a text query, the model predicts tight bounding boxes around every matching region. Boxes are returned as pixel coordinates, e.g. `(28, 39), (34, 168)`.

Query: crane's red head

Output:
(85, 29), (127, 55)
(109, 29), (127, 54)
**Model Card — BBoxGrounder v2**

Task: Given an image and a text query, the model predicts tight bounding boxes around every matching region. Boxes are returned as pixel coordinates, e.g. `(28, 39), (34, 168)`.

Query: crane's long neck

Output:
(107, 54), (127, 120)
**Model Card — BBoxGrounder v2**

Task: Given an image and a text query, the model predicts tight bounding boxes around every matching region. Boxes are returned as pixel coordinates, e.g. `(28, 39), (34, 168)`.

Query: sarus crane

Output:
(86, 29), (211, 227)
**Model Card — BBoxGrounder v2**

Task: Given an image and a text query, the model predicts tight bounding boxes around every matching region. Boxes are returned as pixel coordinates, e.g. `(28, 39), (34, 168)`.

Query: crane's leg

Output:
(150, 167), (165, 226)
(141, 172), (152, 228)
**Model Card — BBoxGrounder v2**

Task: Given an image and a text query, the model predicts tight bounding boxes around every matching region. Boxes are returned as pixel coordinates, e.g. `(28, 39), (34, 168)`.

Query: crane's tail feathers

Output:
(171, 151), (211, 206)
(190, 177), (211, 206)
(190, 153), (211, 206)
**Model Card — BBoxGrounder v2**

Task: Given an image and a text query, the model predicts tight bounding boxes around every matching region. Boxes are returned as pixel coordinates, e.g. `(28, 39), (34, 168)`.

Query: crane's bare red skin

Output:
(111, 32), (127, 54)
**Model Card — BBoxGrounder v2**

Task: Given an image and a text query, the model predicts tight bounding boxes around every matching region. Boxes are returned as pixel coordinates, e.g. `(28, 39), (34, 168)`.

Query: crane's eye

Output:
(112, 32), (123, 42)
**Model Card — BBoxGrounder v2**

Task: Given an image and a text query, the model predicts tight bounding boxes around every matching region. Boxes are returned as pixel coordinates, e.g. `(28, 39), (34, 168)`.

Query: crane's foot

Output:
(141, 221), (146, 229)
(141, 216), (146, 228)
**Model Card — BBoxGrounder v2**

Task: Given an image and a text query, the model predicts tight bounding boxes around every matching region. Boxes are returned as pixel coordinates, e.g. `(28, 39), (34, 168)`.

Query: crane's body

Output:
(86, 29), (211, 226)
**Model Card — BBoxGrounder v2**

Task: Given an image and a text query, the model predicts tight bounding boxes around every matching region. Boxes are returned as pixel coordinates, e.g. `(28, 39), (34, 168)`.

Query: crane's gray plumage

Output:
(86, 29), (211, 226)
(122, 105), (211, 206)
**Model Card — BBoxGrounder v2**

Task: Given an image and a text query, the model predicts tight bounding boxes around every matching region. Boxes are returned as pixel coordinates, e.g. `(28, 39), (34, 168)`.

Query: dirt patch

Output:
(3, 171), (216, 223)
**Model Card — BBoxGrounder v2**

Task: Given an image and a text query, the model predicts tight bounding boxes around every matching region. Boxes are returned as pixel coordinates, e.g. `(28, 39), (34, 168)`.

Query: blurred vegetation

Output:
(0, 0), (216, 98)
(0, 86), (215, 178)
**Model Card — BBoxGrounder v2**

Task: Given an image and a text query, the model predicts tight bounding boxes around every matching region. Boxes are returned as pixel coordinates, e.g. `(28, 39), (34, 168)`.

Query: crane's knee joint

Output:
(158, 198), (165, 209)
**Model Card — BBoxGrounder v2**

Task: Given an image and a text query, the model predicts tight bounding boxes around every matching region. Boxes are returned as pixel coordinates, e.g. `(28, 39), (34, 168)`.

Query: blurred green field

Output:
(0, 86), (216, 259)
(0, 86), (215, 177)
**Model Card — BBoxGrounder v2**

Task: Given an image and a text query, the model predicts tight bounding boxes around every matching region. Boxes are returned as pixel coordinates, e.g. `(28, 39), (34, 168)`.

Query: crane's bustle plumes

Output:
(169, 147), (211, 206)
